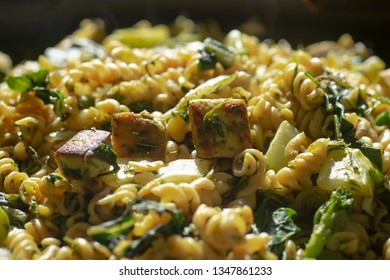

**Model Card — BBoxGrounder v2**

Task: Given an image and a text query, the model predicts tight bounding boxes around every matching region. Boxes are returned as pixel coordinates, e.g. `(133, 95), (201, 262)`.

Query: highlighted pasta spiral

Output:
(4, 228), (40, 260)
(284, 63), (325, 111)
(193, 204), (253, 252)
(277, 138), (330, 192)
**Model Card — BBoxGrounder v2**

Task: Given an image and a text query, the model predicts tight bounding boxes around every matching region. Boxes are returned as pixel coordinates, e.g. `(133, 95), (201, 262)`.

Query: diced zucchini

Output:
(189, 98), (252, 158)
(317, 146), (384, 198)
(54, 129), (118, 180)
(111, 111), (167, 161)
(265, 120), (299, 172)
(112, 24), (169, 48)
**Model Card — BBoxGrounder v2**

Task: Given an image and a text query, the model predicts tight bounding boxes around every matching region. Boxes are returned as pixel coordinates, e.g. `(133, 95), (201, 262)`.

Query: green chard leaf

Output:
(5, 69), (64, 116)
(221, 176), (250, 207)
(198, 49), (217, 72)
(5, 75), (33, 93)
(197, 37), (236, 72)
(266, 208), (301, 247)
(0, 192), (29, 212)
(94, 142), (120, 174)
(35, 88), (64, 116)
(79, 95), (95, 109)
(304, 187), (353, 259)
(253, 194), (299, 258)
(0, 206), (28, 228)
(0, 192), (29, 227)
(128, 100), (153, 113)
(253, 192), (288, 232)
(125, 204), (188, 259)
(375, 111), (390, 126)
(5, 69), (48, 92)
(87, 212), (135, 250)
(319, 75), (383, 170)
(88, 199), (189, 258)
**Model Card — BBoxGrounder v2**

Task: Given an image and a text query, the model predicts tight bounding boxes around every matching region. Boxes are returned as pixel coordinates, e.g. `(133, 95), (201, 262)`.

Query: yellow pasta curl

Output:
(277, 138), (330, 192)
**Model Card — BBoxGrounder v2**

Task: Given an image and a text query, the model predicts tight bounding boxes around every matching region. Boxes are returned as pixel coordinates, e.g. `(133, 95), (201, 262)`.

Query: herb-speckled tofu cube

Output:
(189, 98), (252, 158)
(54, 129), (118, 180)
(111, 111), (167, 160)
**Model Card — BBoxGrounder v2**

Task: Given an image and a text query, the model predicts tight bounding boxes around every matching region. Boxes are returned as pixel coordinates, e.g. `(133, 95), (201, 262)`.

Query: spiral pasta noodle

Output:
(277, 138), (330, 192)
(0, 17), (389, 260)
(4, 228), (40, 260)
(193, 204), (253, 252)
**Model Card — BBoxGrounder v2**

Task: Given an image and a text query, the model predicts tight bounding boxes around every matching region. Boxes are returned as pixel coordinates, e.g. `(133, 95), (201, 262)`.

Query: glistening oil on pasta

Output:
(0, 17), (390, 260)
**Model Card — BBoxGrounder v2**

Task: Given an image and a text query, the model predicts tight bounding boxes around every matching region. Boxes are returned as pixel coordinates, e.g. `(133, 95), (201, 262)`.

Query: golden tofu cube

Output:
(54, 129), (117, 179)
(111, 111), (167, 160)
(189, 98), (252, 158)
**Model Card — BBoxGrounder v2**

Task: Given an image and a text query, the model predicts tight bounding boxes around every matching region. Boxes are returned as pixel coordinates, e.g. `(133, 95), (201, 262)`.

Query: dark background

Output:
(0, 0), (389, 64)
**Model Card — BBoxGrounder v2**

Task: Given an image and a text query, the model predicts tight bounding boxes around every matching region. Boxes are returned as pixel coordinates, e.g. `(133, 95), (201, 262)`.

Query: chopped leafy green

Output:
(18, 146), (44, 175)
(87, 211), (135, 250)
(318, 73), (383, 170)
(163, 73), (237, 121)
(35, 88), (64, 116)
(202, 98), (231, 124)
(5, 69), (64, 116)
(198, 49), (217, 72)
(0, 206), (28, 228)
(61, 166), (83, 180)
(125, 201), (188, 258)
(0, 192), (29, 228)
(79, 95), (95, 109)
(88, 199), (189, 258)
(200, 100), (230, 145)
(304, 187), (353, 258)
(0, 192), (29, 212)
(289, 186), (329, 223)
(253, 193), (299, 258)
(221, 176), (249, 207)
(266, 208), (301, 247)
(94, 143), (120, 174)
(198, 38), (236, 71)
(375, 111), (390, 126)
(5, 69), (48, 93)
(253, 192), (288, 232)
(128, 100), (153, 113)
(5, 74), (32, 92)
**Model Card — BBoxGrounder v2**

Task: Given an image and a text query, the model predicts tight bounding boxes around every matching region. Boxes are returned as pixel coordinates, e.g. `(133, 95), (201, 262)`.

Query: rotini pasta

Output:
(0, 16), (389, 261)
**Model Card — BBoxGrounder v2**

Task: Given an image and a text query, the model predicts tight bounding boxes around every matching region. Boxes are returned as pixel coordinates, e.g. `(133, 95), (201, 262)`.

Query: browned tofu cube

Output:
(189, 98), (252, 158)
(111, 111), (167, 160)
(54, 129), (117, 179)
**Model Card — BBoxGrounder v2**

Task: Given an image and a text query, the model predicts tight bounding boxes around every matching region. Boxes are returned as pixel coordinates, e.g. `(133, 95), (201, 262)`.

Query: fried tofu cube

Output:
(54, 129), (117, 180)
(189, 98), (252, 158)
(111, 111), (167, 160)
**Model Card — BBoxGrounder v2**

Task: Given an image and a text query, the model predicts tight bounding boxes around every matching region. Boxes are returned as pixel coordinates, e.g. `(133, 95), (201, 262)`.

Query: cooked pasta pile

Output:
(1, 17), (390, 260)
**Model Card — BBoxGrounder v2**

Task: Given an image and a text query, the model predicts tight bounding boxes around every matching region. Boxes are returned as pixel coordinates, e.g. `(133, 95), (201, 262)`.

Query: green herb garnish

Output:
(5, 69), (64, 116)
